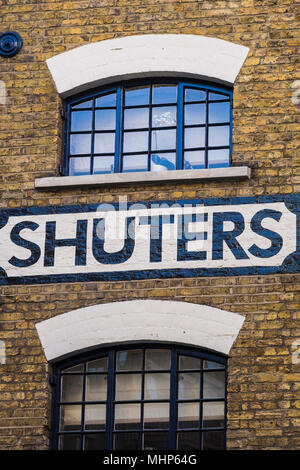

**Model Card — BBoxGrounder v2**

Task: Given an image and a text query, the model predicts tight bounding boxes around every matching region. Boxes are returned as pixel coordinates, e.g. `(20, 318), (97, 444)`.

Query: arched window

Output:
(52, 344), (227, 450)
(64, 79), (232, 177)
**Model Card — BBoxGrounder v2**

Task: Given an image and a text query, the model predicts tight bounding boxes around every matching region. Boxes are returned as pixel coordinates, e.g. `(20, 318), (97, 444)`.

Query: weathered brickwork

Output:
(0, 0), (299, 451)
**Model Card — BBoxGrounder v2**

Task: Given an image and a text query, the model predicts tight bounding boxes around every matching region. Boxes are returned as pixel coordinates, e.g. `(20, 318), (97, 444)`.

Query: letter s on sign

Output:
(9, 221), (41, 267)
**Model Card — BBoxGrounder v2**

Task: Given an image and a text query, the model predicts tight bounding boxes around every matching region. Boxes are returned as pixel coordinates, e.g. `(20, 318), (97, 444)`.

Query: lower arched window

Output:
(52, 345), (227, 450)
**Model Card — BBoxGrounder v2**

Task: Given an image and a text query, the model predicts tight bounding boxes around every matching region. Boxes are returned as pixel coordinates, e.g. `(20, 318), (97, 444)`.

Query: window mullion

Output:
(106, 350), (115, 450)
(169, 349), (178, 450)
(115, 87), (122, 173)
(176, 82), (184, 170)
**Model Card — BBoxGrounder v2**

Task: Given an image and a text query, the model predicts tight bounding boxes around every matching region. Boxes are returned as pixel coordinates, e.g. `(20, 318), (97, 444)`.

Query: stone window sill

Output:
(34, 166), (251, 190)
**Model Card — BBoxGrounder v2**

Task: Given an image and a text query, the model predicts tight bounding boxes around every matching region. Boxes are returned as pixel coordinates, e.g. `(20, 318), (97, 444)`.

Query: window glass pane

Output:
(151, 129), (176, 151)
(202, 431), (225, 450)
(94, 133), (115, 154)
(152, 106), (177, 127)
(123, 131), (148, 153)
(63, 363), (84, 373)
(184, 127), (205, 149)
(72, 99), (92, 109)
(86, 357), (108, 372)
(95, 109), (116, 130)
(208, 125), (230, 147)
(209, 102), (230, 124)
(59, 434), (81, 450)
(203, 371), (225, 399)
(145, 350), (171, 370)
(86, 375), (107, 401)
(124, 107), (149, 129)
(144, 403), (169, 429)
(125, 86), (150, 106)
(144, 432), (169, 450)
(93, 156), (114, 174)
(116, 350), (143, 371)
(96, 92), (116, 107)
(185, 88), (206, 102)
(202, 402), (224, 428)
(114, 432), (140, 450)
(177, 431), (200, 450)
(178, 402), (199, 429)
(115, 403), (141, 430)
(71, 111), (93, 132)
(151, 153), (176, 171)
(208, 149), (230, 168)
(69, 157), (91, 176)
(123, 154), (148, 173)
(70, 134), (91, 155)
(152, 85), (177, 104)
(85, 404), (106, 430)
(115, 374), (142, 401)
(144, 373), (170, 400)
(61, 375), (83, 402)
(84, 433), (106, 450)
(203, 360), (224, 369)
(179, 356), (201, 370)
(184, 150), (205, 169)
(178, 373), (200, 400)
(59, 404), (81, 431)
(184, 104), (206, 125)
(209, 92), (227, 101)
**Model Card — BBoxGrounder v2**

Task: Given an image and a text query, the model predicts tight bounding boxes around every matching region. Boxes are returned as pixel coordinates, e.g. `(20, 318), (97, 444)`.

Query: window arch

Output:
(53, 343), (227, 450)
(64, 79), (232, 177)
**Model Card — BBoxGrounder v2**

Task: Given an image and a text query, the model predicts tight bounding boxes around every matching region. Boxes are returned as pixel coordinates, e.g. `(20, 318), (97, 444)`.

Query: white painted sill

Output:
(35, 166), (250, 190)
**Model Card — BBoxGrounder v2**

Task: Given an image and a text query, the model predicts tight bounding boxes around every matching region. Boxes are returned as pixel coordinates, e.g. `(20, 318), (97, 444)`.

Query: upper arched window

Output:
(63, 79), (232, 177)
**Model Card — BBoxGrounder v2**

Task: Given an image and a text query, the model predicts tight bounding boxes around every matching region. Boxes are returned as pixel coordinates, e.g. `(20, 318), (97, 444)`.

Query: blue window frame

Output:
(63, 79), (233, 176)
(52, 344), (227, 450)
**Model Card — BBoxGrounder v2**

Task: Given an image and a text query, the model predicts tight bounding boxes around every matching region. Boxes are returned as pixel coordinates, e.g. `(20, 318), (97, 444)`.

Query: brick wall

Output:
(0, 0), (299, 450)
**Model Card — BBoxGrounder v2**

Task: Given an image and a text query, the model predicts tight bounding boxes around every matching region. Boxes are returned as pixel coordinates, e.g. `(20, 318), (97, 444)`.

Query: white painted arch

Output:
(46, 34), (249, 98)
(36, 300), (245, 362)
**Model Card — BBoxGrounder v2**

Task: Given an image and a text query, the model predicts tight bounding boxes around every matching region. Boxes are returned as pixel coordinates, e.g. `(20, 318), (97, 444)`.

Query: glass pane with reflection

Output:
(84, 404), (106, 430)
(70, 134), (91, 155)
(202, 401), (224, 428)
(71, 111), (93, 132)
(96, 93), (116, 107)
(115, 374), (142, 401)
(86, 375), (107, 401)
(151, 129), (176, 151)
(152, 85), (177, 104)
(72, 99), (92, 109)
(94, 133), (115, 154)
(208, 125), (229, 147)
(152, 106), (176, 127)
(123, 154), (148, 173)
(123, 131), (148, 153)
(178, 373), (200, 400)
(151, 153), (175, 171)
(208, 149), (229, 168)
(178, 402), (199, 429)
(184, 150), (205, 169)
(115, 403), (141, 430)
(145, 350), (171, 370)
(144, 373), (170, 400)
(184, 127), (205, 149)
(116, 350), (143, 371)
(63, 363), (84, 373)
(203, 360), (224, 369)
(93, 156), (114, 174)
(209, 102), (230, 124)
(202, 430), (224, 450)
(86, 358), (108, 373)
(184, 104), (206, 125)
(61, 375), (83, 402)
(179, 356), (201, 371)
(177, 431), (200, 450)
(209, 92), (226, 101)
(95, 109), (116, 130)
(59, 434), (81, 450)
(124, 107), (149, 129)
(185, 88), (206, 102)
(144, 403), (169, 430)
(69, 157), (91, 175)
(203, 371), (225, 399)
(125, 86), (150, 106)
(59, 404), (81, 431)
